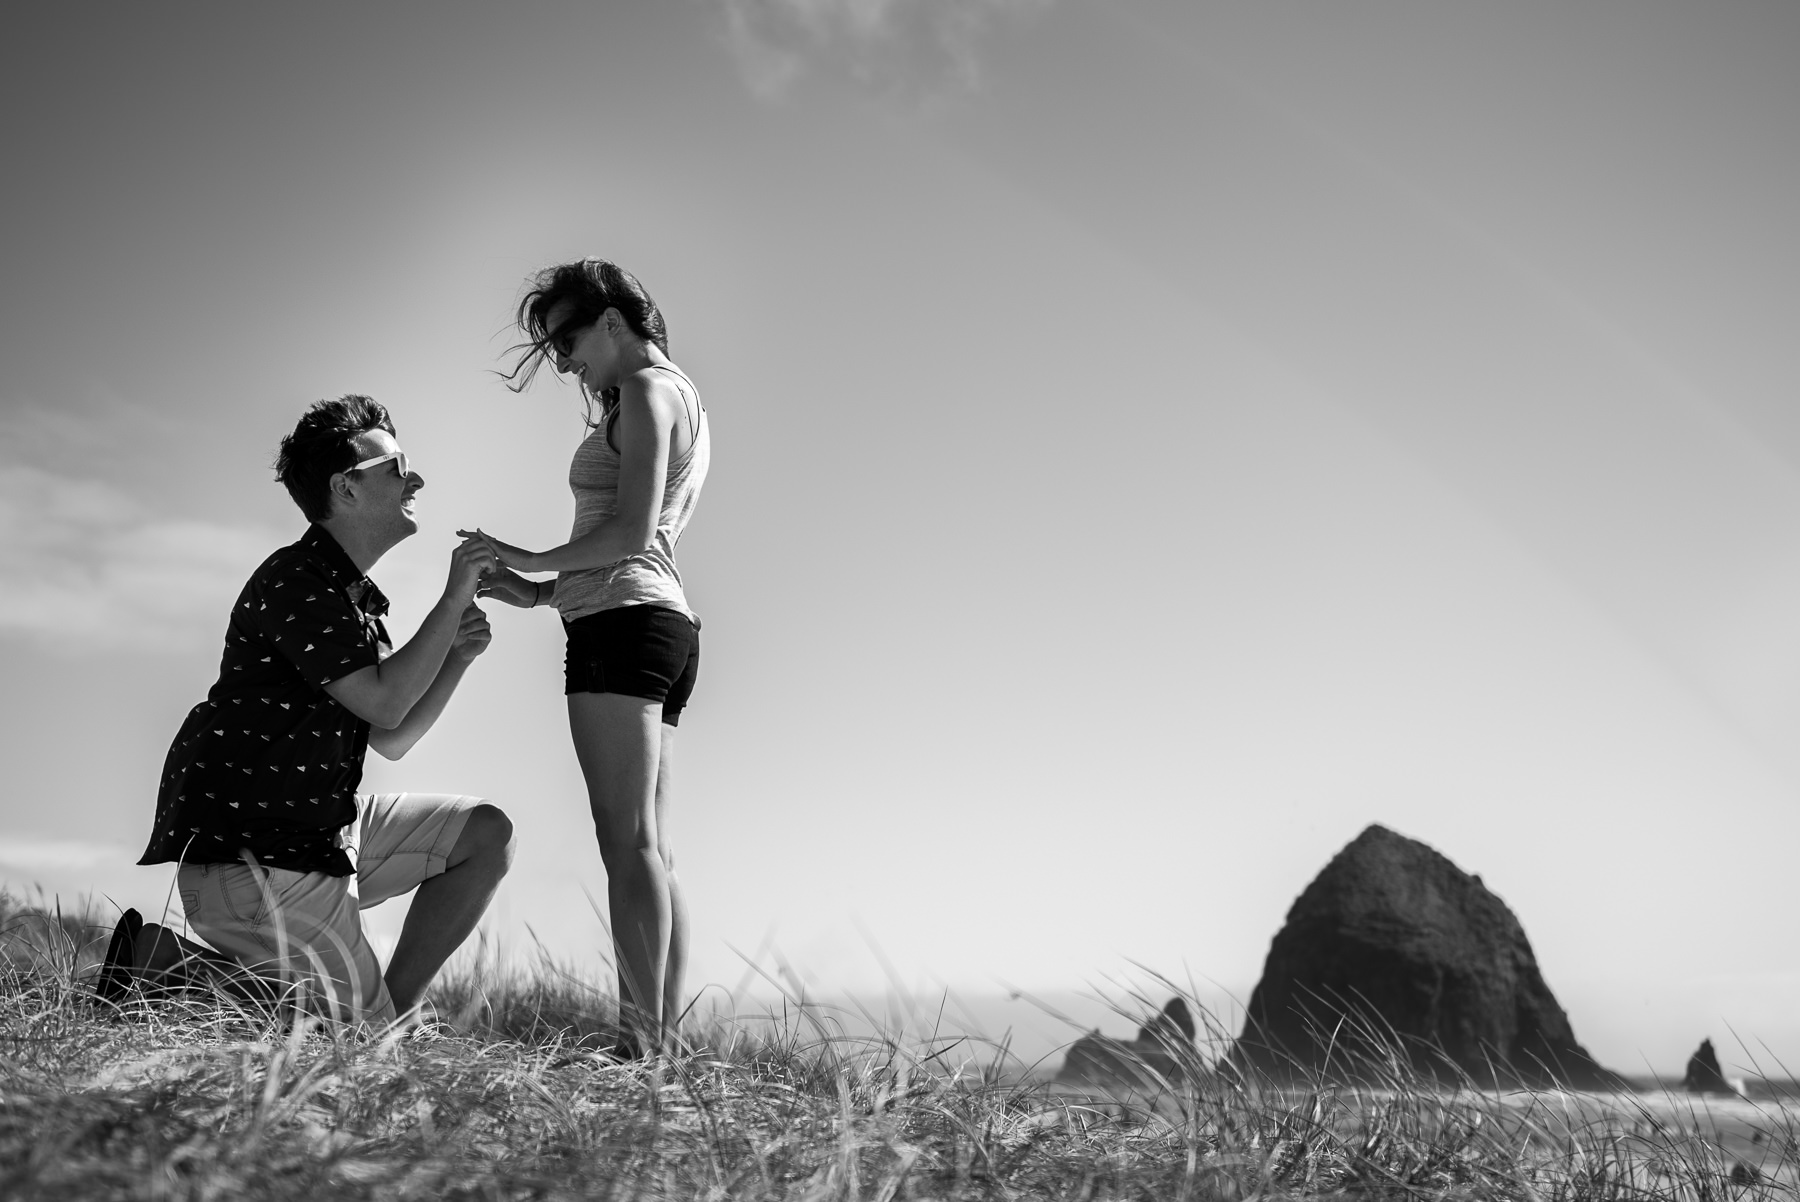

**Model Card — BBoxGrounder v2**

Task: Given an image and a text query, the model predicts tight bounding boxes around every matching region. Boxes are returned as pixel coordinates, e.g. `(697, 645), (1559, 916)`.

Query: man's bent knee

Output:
(452, 802), (515, 868)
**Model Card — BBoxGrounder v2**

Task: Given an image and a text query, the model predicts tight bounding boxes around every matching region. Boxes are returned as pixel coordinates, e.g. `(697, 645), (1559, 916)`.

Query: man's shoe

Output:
(94, 908), (142, 1004)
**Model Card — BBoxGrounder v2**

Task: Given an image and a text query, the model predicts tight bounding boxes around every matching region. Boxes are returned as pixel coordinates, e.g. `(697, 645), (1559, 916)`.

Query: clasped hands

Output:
(455, 528), (543, 610)
(443, 533), (506, 662)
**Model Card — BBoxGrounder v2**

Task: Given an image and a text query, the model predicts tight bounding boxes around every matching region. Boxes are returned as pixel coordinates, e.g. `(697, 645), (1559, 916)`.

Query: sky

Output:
(2, 0), (1797, 1075)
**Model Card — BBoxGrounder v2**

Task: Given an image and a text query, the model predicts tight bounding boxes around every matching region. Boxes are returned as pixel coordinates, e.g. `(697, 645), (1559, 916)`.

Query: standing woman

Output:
(465, 259), (709, 1055)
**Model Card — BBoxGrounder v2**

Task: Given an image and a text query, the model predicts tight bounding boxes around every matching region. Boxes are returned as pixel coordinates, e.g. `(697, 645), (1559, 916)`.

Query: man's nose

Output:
(407, 471), (425, 491)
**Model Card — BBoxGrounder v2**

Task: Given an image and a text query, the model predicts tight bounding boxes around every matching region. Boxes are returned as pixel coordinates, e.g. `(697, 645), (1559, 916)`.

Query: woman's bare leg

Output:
(568, 692), (668, 1050)
(656, 722), (688, 1038)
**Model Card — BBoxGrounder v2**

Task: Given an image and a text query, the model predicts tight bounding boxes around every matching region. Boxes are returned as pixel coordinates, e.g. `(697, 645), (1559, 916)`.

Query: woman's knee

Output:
(592, 815), (654, 864)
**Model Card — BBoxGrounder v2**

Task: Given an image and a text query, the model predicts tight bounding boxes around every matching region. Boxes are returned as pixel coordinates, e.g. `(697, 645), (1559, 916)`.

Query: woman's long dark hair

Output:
(505, 259), (669, 428)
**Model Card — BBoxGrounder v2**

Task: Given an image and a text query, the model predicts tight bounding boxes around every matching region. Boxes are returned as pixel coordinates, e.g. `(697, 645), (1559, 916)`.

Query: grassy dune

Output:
(2, 894), (1797, 1201)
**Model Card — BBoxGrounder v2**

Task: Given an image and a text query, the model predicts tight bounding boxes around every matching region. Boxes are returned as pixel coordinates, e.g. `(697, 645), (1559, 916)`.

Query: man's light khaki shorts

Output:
(177, 793), (479, 1026)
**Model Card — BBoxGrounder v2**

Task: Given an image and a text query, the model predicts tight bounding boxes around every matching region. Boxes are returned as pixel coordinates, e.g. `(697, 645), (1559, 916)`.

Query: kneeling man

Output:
(111, 395), (513, 1025)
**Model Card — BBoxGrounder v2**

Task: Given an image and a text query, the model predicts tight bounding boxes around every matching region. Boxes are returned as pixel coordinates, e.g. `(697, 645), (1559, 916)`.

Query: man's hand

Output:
(329, 540), (497, 732)
(449, 603), (491, 663)
(477, 567), (542, 609)
(447, 537), (498, 605)
(366, 601), (492, 758)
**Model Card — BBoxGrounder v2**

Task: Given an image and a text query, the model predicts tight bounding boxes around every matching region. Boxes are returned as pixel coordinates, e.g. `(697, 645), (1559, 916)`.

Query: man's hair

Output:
(274, 395), (397, 522)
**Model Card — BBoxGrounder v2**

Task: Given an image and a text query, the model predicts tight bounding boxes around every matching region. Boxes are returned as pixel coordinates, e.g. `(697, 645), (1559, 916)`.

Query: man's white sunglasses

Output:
(349, 449), (411, 478)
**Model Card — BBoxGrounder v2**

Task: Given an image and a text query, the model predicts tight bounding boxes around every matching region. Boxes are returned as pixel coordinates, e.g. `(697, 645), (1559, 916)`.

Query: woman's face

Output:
(545, 298), (616, 393)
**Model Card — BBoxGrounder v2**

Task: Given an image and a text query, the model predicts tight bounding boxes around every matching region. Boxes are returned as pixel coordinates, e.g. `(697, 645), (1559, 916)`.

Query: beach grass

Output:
(2, 892), (1796, 1201)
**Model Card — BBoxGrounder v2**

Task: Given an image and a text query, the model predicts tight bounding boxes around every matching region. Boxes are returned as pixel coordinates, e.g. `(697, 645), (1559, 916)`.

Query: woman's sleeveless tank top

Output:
(553, 363), (709, 623)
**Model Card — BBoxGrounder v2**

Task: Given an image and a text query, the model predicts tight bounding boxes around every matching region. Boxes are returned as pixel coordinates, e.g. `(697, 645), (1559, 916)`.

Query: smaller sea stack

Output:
(1681, 1039), (1739, 1095)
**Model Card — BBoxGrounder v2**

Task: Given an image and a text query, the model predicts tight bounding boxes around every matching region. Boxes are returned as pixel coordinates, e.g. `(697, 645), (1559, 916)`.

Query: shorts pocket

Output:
(218, 866), (275, 929)
(179, 888), (200, 917)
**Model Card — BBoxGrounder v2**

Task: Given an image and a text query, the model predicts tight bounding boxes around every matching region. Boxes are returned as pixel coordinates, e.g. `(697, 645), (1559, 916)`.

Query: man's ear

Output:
(328, 471), (358, 512)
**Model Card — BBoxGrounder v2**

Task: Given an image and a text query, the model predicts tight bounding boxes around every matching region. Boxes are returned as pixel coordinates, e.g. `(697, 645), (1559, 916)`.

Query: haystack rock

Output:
(1682, 1038), (1740, 1096)
(1056, 998), (1197, 1091)
(1233, 824), (1617, 1088)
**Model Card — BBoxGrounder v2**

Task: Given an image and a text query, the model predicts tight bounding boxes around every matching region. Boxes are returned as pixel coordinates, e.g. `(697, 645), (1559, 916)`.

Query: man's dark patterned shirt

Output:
(139, 525), (391, 876)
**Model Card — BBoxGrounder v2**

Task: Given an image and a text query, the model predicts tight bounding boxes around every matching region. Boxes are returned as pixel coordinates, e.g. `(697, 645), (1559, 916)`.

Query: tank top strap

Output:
(646, 361), (690, 381)
(646, 362), (705, 451)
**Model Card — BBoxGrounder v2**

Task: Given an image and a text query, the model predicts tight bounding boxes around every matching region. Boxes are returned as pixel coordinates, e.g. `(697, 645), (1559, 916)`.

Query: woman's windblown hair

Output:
(505, 259), (668, 427)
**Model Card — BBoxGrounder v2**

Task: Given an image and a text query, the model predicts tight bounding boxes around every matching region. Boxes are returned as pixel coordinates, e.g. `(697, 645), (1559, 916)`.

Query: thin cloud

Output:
(0, 464), (285, 653)
(713, 0), (1050, 101)
(0, 389), (203, 494)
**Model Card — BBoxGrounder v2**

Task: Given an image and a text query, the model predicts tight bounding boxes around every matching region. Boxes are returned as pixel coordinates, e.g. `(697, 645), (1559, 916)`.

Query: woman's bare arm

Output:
(466, 372), (678, 574)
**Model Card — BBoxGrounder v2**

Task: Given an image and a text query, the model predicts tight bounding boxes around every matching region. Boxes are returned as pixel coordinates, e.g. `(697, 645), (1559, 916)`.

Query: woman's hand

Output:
(456, 528), (538, 573)
(477, 567), (544, 609)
